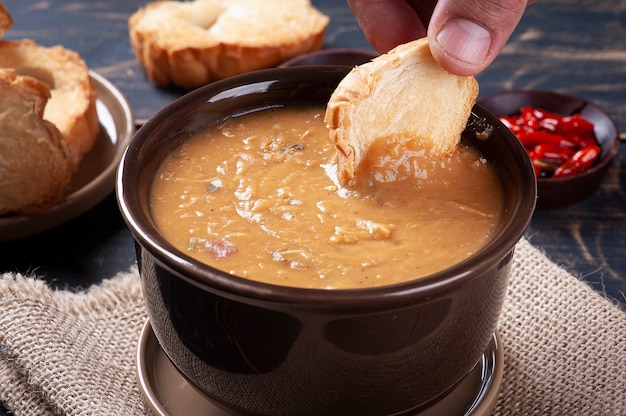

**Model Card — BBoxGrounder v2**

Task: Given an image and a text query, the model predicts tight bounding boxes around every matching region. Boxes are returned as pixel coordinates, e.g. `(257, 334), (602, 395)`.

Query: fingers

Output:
(347, 0), (432, 53)
(428, 0), (532, 75)
(347, 0), (534, 75)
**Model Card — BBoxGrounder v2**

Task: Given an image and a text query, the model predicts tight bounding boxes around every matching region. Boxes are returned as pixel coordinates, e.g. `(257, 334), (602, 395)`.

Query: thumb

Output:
(427, 0), (533, 76)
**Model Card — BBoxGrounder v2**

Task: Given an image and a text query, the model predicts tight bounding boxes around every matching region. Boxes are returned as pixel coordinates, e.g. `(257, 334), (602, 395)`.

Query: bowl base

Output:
(137, 319), (503, 416)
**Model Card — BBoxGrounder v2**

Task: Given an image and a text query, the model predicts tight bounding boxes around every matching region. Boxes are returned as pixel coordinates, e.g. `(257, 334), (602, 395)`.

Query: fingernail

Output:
(436, 18), (492, 65)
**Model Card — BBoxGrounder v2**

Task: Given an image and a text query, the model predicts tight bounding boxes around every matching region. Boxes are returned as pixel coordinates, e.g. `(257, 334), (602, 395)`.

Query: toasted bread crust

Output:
(129, 0), (329, 88)
(0, 39), (99, 168)
(0, 69), (73, 215)
(325, 38), (479, 185)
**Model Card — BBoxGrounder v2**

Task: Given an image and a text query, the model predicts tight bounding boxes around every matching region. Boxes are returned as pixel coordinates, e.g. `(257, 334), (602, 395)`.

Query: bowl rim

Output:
(478, 89), (621, 183)
(279, 48), (379, 67)
(117, 66), (537, 308)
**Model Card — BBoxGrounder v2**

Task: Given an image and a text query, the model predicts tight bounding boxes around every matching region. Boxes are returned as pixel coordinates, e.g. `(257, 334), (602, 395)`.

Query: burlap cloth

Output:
(0, 237), (624, 416)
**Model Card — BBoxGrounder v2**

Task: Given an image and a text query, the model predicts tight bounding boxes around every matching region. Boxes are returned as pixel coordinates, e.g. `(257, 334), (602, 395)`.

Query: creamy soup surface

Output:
(150, 106), (504, 289)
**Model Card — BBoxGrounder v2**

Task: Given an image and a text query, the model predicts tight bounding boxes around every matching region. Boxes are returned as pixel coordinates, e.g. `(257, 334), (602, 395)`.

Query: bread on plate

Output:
(0, 69), (73, 215)
(0, 39), (99, 168)
(0, 2), (99, 215)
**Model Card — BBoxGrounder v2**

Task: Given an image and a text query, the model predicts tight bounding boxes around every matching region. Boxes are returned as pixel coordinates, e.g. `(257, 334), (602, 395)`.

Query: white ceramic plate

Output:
(0, 71), (134, 242)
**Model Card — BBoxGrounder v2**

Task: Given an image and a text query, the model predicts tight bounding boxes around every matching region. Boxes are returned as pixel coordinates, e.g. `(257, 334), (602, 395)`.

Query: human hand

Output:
(347, 0), (536, 76)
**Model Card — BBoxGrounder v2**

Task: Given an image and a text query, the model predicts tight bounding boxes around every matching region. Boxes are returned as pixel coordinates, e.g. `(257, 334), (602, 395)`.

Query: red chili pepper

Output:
(503, 105), (599, 177)
(533, 143), (575, 164)
(532, 108), (564, 132)
(560, 114), (595, 138)
(516, 131), (578, 149)
(499, 115), (527, 134)
(519, 107), (597, 140)
(521, 106), (541, 129)
(564, 133), (598, 149)
(552, 145), (600, 177)
(500, 115), (523, 126)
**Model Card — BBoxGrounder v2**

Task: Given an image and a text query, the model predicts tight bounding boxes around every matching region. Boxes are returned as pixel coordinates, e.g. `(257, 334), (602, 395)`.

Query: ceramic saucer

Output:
(137, 320), (503, 416)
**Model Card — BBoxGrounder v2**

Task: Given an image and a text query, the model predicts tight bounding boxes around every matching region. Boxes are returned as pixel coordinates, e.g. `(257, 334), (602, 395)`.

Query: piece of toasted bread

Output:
(0, 39), (99, 168)
(325, 37), (479, 185)
(129, 0), (329, 88)
(0, 69), (73, 215)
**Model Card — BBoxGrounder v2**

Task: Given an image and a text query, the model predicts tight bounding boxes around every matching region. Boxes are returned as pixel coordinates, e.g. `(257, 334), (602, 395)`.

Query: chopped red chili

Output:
(533, 144), (576, 164)
(499, 106), (600, 178)
(553, 145), (600, 177)
(517, 131), (578, 149)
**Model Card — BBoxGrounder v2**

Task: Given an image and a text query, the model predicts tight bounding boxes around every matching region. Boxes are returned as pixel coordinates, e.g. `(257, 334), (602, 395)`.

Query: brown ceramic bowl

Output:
(117, 66), (536, 416)
(279, 48), (378, 67)
(478, 90), (620, 210)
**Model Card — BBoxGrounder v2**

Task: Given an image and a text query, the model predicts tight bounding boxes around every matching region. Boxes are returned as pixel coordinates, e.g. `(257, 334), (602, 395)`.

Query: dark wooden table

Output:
(0, 0), (624, 414)
(1, 0), (625, 332)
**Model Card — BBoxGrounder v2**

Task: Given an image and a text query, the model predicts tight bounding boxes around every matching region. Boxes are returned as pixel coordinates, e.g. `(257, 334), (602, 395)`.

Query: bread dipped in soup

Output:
(149, 38), (502, 289)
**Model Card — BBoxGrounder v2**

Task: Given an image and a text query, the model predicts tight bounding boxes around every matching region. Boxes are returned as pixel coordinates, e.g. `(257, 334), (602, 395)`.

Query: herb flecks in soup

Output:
(150, 107), (503, 289)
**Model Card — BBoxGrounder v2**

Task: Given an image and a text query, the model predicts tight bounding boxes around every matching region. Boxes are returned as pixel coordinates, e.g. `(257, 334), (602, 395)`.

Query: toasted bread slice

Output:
(0, 39), (99, 168)
(129, 0), (329, 88)
(0, 69), (73, 215)
(325, 37), (479, 185)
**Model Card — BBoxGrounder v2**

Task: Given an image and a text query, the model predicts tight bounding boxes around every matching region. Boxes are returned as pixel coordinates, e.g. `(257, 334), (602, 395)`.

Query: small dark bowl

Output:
(479, 89), (620, 210)
(279, 48), (378, 67)
(117, 66), (536, 416)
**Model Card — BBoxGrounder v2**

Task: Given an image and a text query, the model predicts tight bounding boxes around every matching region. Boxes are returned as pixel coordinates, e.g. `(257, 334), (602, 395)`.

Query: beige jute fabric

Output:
(0, 237), (624, 416)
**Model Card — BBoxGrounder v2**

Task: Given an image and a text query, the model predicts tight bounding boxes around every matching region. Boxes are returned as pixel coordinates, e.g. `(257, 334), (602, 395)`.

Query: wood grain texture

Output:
(0, 0), (623, 309)
(479, 0), (626, 306)
(480, 0), (626, 135)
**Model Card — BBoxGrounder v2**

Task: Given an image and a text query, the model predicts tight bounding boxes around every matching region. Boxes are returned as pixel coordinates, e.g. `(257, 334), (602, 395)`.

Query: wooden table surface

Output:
(0, 1), (624, 310)
(0, 0), (624, 414)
